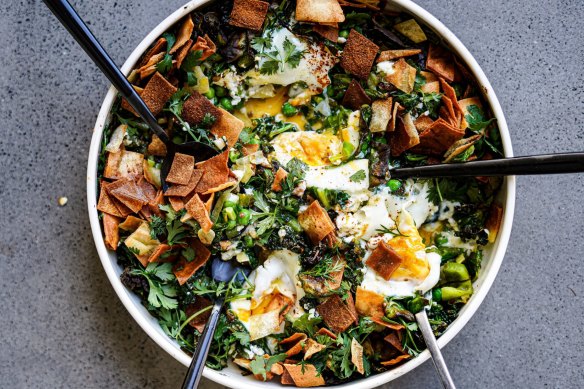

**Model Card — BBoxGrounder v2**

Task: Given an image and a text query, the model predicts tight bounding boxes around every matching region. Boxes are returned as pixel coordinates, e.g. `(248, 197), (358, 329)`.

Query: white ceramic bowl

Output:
(87, 1), (515, 387)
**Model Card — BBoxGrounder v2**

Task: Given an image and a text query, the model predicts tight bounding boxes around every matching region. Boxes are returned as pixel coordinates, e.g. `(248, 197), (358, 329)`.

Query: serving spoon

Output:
(390, 152), (584, 178)
(43, 0), (217, 188)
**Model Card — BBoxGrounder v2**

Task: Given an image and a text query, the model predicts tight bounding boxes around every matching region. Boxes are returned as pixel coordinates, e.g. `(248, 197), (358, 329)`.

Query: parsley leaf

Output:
(131, 263), (178, 309)
(167, 219), (188, 246)
(162, 32), (176, 52)
(466, 105), (496, 133)
(349, 169), (366, 182)
(292, 314), (323, 337)
(282, 37), (304, 68)
(250, 353), (287, 380)
(155, 53), (173, 74)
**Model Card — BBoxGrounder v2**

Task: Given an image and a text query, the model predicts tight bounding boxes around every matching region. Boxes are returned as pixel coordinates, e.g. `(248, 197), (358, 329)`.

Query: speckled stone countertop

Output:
(1, 0), (583, 388)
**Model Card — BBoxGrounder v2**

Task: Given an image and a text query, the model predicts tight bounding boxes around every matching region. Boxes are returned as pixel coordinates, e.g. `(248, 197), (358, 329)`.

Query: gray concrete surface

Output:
(1, 0), (583, 388)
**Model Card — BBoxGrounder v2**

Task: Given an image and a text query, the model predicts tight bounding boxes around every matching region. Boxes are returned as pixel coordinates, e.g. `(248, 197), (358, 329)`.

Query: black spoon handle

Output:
(181, 297), (224, 389)
(390, 152), (584, 178)
(43, 0), (170, 143)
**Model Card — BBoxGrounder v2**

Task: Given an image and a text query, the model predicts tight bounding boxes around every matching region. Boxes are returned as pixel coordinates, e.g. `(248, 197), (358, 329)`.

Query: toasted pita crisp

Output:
(338, 0), (380, 10)
(427, 44), (457, 83)
(312, 25), (339, 42)
(296, 0), (344, 23)
(414, 115), (434, 133)
(486, 203), (503, 243)
(168, 196), (185, 212)
(443, 134), (481, 163)
(420, 70), (438, 82)
(104, 149), (144, 179)
(303, 339), (326, 360)
(118, 215), (143, 232)
(191, 35), (217, 61)
(390, 113), (420, 156)
(185, 296), (213, 332)
(184, 194), (213, 232)
(345, 292), (359, 325)
(385, 58), (417, 93)
(369, 97), (392, 133)
(355, 286), (385, 318)
(148, 243), (173, 263)
(173, 239), (211, 285)
(440, 95), (457, 127)
(201, 179), (237, 195)
(283, 363), (325, 388)
(316, 327), (337, 340)
(366, 241), (404, 280)
(384, 332), (404, 353)
(271, 167), (288, 192)
(138, 37), (167, 68)
(281, 333), (308, 357)
(170, 16), (194, 54)
(182, 91), (221, 126)
(210, 107), (244, 147)
(342, 79), (372, 110)
(394, 19), (427, 43)
(141, 72), (177, 116)
(299, 259), (344, 296)
(439, 78), (461, 112)
(371, 317), (404, 331)
(351, 338), (365, 374)
(138, 54), (166, 80)
(316, 294), (358, 333)
(103, 214), (120, 250)
(411, 118), (465, 155)
(97, 182), (123, 217)
(341, 29), (379, 79)
(420, 80), (440, 94)
(242, 143), (260, 156)
(107, 179), (148, 213)
(124, 222), (160, 266)
(203, 192), (215, 213)
(380, 354), (411, 366)
(298, 201), (336, 244)
(120, 85), (144, 115)
(458, 97), (483, 130)
(174, 39), (193, 70)
(229, 0), (270, 31)
(377, 49), (421, 63)
(147, 134), (167, 157)
(388, 101), (402, 132)
(166, 153), (195, 185)
(165, 170), (204, 197)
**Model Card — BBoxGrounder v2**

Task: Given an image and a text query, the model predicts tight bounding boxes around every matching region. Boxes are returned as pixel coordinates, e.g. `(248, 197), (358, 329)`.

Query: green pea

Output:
(387, 179), (402, 191)
(432, 288), (442, 302)
(339, 30), (349, 38)
(236, 208), (252, 225)
(219, 97), (233, 111)
(215, 86), (227, 97)
(243, 235), (254, 248)
(281, 102), (298, 117)
(204, 87), (215, 99)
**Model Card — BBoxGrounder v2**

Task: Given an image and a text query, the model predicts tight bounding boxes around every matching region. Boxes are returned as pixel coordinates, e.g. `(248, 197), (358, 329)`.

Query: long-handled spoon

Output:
(43, 0), (218, 187)
(391, 152), (584, 178)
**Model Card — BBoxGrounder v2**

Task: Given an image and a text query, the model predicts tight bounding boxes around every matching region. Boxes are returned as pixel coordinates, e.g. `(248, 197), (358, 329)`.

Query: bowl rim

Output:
(86, 0), (516, 387)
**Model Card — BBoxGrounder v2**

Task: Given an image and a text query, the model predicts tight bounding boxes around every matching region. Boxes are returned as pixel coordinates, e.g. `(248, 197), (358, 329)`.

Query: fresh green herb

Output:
(250, 353), (287, 380)
(254, 36), (305, 75)
(465, 105), (495, 133)
(349, 169), (366, 182)
(292, 314), (323, 337)
(130, 263), (178, 309)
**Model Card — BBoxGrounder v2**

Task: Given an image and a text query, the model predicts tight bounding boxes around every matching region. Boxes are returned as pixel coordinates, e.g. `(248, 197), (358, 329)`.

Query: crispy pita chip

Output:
(97, 181), (123, 217)
(147, 134), (167, 157)
(141, 72), (177, 116)
(138, 55), (166, 80)
(174, 39), (193, 70)
(164, 170), (204, 197)
(138, 37), (167, 68)
(120, 85), (144, 115)
(380, 354), (411, 366)
(439, 77), (461, 114)
(229, 0), (270, 31)
(486, 203), (503, 243)
(118, 215), (143, 232)
(173, 239), (211, 285)
(369, 97), (392, 133)
(342, 79), (372, 110)
(281, 368), (295, 385)
(443, 134), (481, 163)
(420, 80), (440, 94)
(168, 196), (185, 211)
(341, 29), (379, 79)
(271, 167), (288, 192)
(384, 332), (404, 353)
(394, 19), (427, 43)
(203, 192), (215, 213)
(411, 118), (465, 155)
(414, 115), (434, 133)
(377, 49), (421, 62)
(184, 194), (213, 232)
(185, 296), (213, 332)
(201, 179), (237, 195)
(303, 339), (326, 360)
(103, 214), (121, 250)
(104, 149), (144, 179)
(385, 58), (417, 93)
(316, 294), (358, 333)
(242, 143), (260, 156)
(165, 153), (195, 185)
(312, 25), (339, 42)
(211, 107), (245, 147)
(296, 0), (344, 23)
(371, 317), (404, 331)
(124, 222), (160, 266)
(458, 97), (483, 130)
(281, 333), (308, 357)
(194, 150), (231, 193)
(182, 91), (221, 127)
(420, 70), (438, 83)
(148, 243), (173, 263)
(283, 363), (325, 388)
(298, 201), (336, 244)
(366, 241), (404, 280)
(390, 113), (420, 156)
(427, 44), (457, 83)
(170, 16), (194, 54)
(355, 286), (385, 318)
(107, 179), (148, 213)
(338, 0), (380, 10)
(351, 338), (365, 374)
(191, 35), (217, 61)
(388, 102), (403, 132)
(316, 327), (337, 340)
(345, 292), (359, 325)
(299, 259), (344, 296)
(440, 95), (457, 127)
